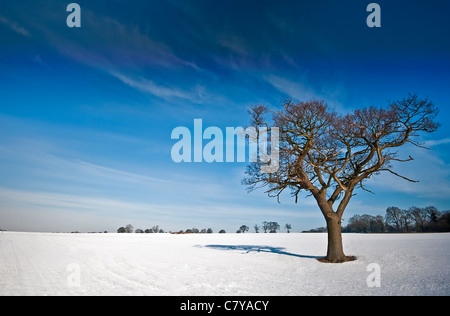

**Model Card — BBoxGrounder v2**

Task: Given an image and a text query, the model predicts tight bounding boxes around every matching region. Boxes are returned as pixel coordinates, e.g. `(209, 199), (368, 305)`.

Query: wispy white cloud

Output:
(109, 71), (203, 103)
(0, 14), (31, 37)
(0, 185), (319, 233)
(40, 8), (195, 69)
(369, 145), (450, 199)
(75, 160), (170, 185)
(424, 138), (450, 147)
(0, 187), (170, 216)
(0, 187), (200, 232)
(263, 74), (346, 112)
(264, 74), (319, 101)
(0, 115), (320, 232)
(0, 122), (247, 205)
(216, 34), (250, 57)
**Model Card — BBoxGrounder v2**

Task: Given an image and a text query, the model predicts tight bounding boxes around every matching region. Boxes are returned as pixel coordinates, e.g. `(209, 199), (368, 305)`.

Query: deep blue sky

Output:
(1, 0), (450, 233)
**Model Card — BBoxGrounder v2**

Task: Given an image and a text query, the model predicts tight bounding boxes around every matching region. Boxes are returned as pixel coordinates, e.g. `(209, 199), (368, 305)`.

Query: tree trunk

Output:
(313, 191), (355, 263)
(324, 212), (350, 263)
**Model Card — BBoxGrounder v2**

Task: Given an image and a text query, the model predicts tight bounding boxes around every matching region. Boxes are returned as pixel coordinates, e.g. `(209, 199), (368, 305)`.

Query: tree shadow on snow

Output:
(203, 245), (321, 259)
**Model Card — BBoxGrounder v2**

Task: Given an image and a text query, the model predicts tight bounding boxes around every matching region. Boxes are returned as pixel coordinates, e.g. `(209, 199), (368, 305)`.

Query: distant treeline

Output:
(304, 206), (450, 233)
(116, 224), (222, 234)
(116, 221), (292, 235)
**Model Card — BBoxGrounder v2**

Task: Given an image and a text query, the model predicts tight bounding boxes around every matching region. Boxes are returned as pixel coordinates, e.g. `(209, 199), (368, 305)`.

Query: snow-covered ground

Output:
(0, 231), (449, 296)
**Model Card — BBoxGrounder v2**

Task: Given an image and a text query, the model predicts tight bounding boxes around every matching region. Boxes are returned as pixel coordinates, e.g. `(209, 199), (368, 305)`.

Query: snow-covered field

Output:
(0, 231), (449, 296)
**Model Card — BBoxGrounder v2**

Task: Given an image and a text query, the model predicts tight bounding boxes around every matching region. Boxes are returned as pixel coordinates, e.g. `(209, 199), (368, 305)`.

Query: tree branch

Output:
(379, 168), (419, 183)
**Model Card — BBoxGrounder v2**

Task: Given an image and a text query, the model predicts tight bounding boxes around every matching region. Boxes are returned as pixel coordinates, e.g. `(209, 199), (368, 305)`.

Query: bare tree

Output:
(345, 214), (385, 233)
(285, 223), (292, 233)
(125, 224), (134, 234)
(401, 209), (413, 232)
(240, 225), (249, 233)
(254, 224), (260, 233)
(386, 206), (403, 232)
(268, 221), (280, 233)
(425, 206), (440, 227)
(243, 94), (439, 262)
(261, 221), (269, 233)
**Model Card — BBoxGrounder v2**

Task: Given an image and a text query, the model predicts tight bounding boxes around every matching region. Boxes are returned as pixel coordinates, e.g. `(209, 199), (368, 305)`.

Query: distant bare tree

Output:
(268, 222), (280, 233)
(386, 207), (403, 232)
(125, 224), (134, 234)
(401, 209), (414, 232)
(244, 94), (439, 262)
(240, 225), (249, 233)
(409, 207), (425, 232)
(345, 214), (384, 233)
(261, 221), (269, 233)
(285, 224), (292, 233)
(425, 206), (440, 227)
